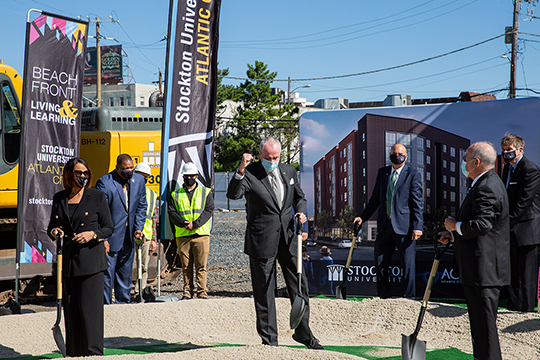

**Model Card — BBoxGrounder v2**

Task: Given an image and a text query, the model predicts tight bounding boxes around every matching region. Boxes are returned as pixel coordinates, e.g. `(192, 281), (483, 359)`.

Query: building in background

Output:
(313, 113), (470, 242)
(82, 83), (158, 108)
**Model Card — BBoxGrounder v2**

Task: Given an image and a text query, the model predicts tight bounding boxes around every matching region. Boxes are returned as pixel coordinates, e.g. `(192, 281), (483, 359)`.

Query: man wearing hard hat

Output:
(168, 162), (214, 299)
(134, 162), (159, 291)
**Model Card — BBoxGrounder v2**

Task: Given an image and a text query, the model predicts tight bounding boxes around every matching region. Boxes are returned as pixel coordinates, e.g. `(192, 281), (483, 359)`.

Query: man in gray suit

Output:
(444, 142), (510, 360)
(227, 137), (323, 350)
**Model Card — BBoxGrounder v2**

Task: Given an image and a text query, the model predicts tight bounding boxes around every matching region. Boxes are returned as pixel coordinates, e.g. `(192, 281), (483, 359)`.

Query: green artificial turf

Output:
(1, 343), (473, 359)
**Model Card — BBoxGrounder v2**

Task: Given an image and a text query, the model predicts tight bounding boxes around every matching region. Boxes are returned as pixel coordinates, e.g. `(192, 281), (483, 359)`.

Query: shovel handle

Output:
(296, 214), (303, 275)
(56, 234), (63, 300)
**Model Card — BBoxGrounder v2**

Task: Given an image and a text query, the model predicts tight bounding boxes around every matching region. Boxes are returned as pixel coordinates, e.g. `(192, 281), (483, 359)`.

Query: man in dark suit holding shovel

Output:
(444, 142), (510, 360)
(227, 137), (322, 350)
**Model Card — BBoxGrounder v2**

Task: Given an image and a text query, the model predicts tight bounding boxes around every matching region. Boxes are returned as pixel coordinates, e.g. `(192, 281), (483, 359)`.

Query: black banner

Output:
(160, 0), (221, 238)
(17, 11), (88, 264)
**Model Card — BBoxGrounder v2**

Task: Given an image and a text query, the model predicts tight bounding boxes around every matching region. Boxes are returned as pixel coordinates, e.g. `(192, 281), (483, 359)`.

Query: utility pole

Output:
(96, 17), (101, 107)
(510, 0), (520, 99)
(88, 16), (119, 107)
(288, 77), (291, 105)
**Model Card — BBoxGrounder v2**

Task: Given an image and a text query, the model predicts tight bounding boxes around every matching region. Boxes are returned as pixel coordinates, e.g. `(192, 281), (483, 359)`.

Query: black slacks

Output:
(374, 217), (416, 298)
(507, 240), (538, 312)
(463, 285), (502, 360)
(249, 235), (313, 346)
(64, 271), (105, 357)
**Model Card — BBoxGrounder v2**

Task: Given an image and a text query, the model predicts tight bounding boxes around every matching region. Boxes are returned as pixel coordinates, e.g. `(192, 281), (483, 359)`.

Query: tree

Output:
(239, 61), (299, 164)
(337, 205), (356, 238)
(214, 61), (300, 171)
(316, 210), (333, 237)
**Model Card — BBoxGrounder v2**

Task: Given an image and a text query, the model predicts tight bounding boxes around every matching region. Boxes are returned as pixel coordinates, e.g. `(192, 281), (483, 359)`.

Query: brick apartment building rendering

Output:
(313, 113), (471, 241)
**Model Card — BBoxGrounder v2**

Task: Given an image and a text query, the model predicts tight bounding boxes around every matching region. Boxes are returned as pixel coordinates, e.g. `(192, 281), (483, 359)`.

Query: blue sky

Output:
(1, 0), (539, 103)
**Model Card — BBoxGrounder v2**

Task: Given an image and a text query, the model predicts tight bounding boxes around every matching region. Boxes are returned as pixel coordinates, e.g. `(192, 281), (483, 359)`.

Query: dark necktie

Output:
(386, 171), (397, 216)
(506, 165), (513, 189)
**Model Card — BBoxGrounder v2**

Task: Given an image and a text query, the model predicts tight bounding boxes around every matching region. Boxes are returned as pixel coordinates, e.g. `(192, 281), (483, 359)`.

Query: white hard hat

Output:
(181, 162), (199, 176)
(134, 162), (152, 176)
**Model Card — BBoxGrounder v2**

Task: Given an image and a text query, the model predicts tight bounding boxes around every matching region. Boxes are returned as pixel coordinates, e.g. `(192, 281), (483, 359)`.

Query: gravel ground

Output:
(3, 211), (540, 360)
(160, 209), (287, 298)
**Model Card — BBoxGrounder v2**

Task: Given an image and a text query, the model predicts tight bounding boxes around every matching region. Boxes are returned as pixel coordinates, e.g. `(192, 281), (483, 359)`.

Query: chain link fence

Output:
(214, 172), (246, 211)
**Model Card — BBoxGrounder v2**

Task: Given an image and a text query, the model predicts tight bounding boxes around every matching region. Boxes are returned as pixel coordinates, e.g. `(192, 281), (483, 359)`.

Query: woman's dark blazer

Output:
(47, 188), (114, 277)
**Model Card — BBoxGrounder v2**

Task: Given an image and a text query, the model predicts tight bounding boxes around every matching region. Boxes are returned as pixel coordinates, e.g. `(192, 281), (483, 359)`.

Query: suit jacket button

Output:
(55, 215), (58, 219)
(81, 223), (84, 226)
(85, 212), (88, 216)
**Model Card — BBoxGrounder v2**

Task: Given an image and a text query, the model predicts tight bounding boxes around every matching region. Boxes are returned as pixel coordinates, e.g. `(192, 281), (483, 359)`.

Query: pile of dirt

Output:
(1, 297), (540, 359)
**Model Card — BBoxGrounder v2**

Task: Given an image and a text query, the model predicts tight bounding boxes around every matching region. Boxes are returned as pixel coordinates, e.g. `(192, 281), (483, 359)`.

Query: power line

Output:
(110, 10), (159, 69)
(221, 0), (443, 45)
(224, 34), (505, 83)
(304, 57), (505, 94)
(222, 0), (479, 51)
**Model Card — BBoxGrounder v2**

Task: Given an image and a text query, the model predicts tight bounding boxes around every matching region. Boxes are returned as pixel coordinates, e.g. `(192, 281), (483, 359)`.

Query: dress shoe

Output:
(292, 334), (324, 350)
(181, 295), (191, 300)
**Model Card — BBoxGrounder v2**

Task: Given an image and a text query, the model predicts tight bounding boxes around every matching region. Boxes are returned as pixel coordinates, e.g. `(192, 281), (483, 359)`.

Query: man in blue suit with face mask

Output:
(354, 143), (423, 299)
(96, 154), (147, 304)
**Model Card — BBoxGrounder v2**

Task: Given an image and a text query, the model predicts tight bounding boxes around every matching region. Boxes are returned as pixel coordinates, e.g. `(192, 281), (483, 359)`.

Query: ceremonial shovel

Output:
(289, 214), (307, 329)
(52, 233), (67, 357)
(335, 223), (361, 300)
(401, 232), (452, 360)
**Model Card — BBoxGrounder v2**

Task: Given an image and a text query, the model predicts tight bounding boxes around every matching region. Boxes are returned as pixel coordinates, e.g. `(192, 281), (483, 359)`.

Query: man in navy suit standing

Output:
(354, 143), (423, 299)
(96, 154), (147, 304)
(500, 133), (540, 312)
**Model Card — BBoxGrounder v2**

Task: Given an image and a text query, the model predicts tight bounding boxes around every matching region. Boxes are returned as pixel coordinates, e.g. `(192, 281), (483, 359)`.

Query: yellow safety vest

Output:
(143, 187), (158, 241)
(172, 185), (211, 237)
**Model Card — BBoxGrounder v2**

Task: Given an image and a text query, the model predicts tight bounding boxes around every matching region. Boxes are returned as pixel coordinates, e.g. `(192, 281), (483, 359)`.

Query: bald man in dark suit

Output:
(444, 142), (510, 360)
(354, 143), (423, 299)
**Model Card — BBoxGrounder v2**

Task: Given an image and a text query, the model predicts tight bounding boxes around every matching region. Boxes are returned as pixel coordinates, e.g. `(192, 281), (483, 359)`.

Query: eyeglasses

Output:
(74, 170), (90, 176)
(461, 156), (477, 164)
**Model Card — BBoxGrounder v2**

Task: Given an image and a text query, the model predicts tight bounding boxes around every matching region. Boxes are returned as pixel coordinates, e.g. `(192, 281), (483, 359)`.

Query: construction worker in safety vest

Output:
(134, 162), (158, 290)
(168, 162), (214, 299)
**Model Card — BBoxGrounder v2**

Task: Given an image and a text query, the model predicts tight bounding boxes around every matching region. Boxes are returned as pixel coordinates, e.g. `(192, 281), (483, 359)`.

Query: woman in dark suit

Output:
(48, 158), (113, 357)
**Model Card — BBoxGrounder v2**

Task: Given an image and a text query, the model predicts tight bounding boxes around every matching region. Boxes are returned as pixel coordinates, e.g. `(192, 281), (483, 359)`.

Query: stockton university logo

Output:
(327, 264), (345, 282)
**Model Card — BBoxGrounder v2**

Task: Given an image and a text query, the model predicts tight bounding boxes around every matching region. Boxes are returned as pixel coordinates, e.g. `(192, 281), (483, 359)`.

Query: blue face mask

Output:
(262, 159), (279, 172)
(461, 159), (470, 178)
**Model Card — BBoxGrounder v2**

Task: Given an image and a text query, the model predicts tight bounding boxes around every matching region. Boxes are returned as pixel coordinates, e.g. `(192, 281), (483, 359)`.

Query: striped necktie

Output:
(123, 184), (129, 210)
(269, 171), (283, 208)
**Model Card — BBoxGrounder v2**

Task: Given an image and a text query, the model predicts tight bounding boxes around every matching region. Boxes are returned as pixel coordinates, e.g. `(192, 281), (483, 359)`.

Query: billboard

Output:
(84, 45), (123, 84)
(299, 97), (540, 297)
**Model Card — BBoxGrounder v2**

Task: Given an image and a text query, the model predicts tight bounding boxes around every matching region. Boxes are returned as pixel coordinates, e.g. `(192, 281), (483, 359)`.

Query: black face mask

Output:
(119, 169), (134, 180)
(76, 176), (89, 188)
(502, 150), (517, 164)
(184, 177), (196, 187)
(390, 154), (406, 165)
